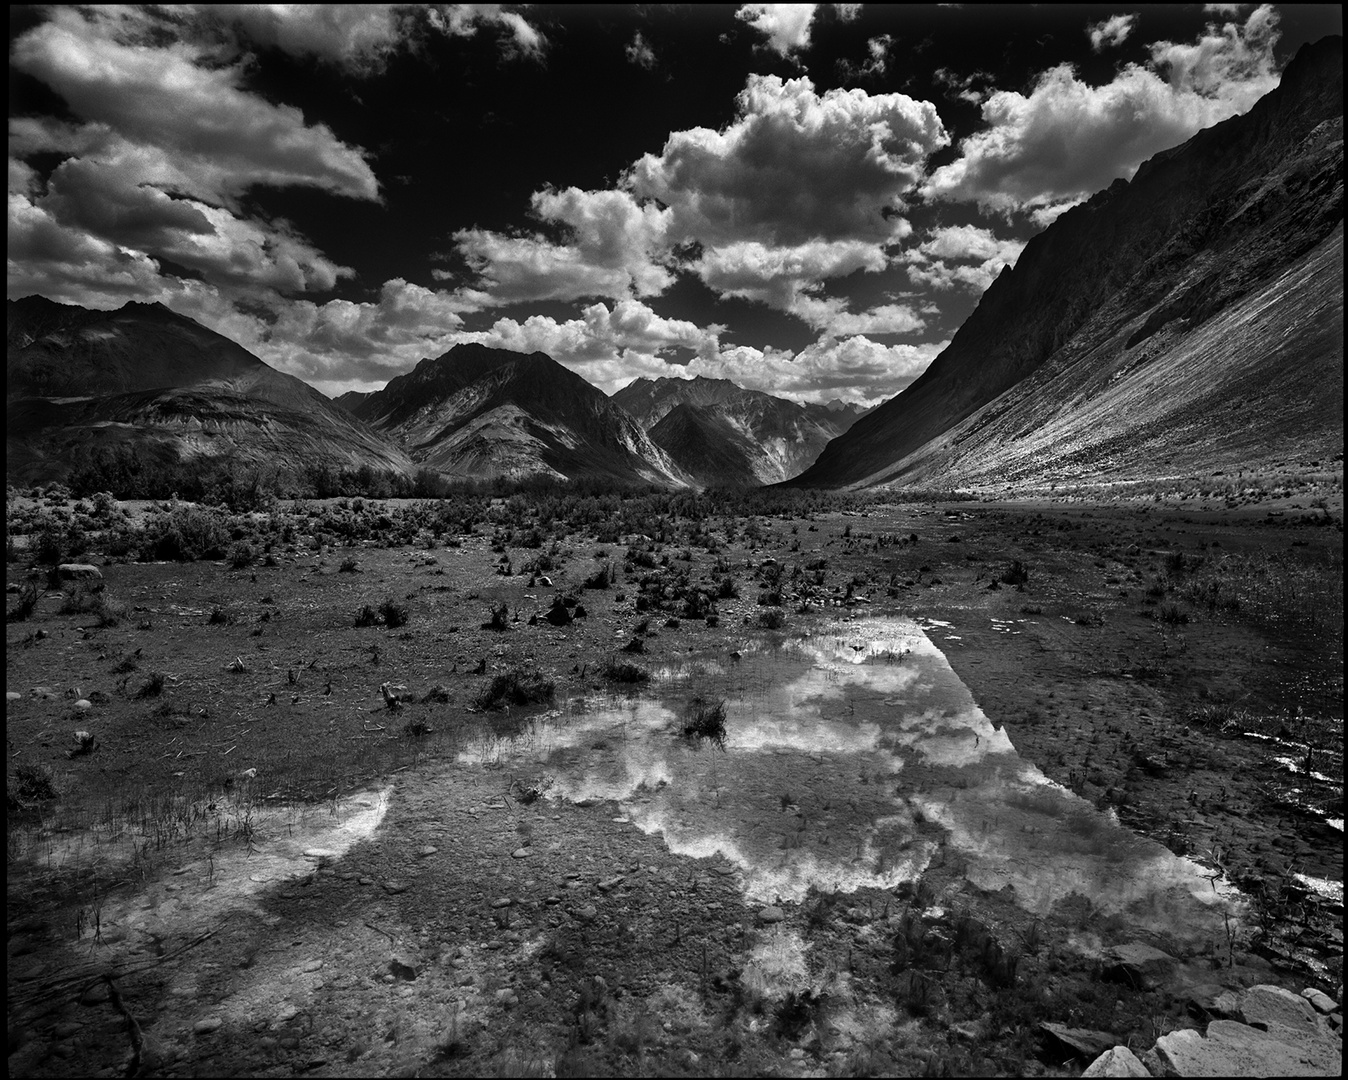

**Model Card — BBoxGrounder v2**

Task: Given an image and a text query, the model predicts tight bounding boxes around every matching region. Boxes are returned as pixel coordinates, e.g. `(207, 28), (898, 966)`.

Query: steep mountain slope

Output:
(6, 297), (412, 486)
(351, 344), (692, 487)
(795, 36), (1344, 491)
(647, 404), (764, 487)
(612, 375), (865, 484)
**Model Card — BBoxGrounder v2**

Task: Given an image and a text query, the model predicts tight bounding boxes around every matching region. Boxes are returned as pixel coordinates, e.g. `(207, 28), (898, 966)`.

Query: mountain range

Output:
(6, 38), (1341, 497)
(342, 344), (692, 487)
(5, 297), (412, 488)
(794, 35), (1343, 491)
(611, 376), (867, 486)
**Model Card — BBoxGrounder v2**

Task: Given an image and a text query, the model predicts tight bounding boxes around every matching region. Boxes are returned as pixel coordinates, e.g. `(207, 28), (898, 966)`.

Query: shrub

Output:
(999, 560), (1029, 586)
(354, 604), (381, 628)
(600, 658), (650, 684)
(682, 696), (727, 750)
(482, 602), (510, 631)
(137, 671), (166, 698)
(474, 668), (554, 710)
(7, 581), (41, 622)
(8, 762), (59, 812)
(379, 599), (410, 628)
(758, 609), (786, 630)
(228, 541), (255, 569)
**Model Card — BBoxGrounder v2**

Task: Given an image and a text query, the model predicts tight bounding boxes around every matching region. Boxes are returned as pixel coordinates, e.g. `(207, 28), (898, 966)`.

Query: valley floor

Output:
(6, 491), (1343, 1077)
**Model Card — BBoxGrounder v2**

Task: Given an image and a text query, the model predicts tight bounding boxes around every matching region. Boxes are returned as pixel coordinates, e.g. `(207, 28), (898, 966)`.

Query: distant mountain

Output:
(794, 36), (1344, 491)
(6, 297), (412, 487)
(611, 375), (865, 485)
(647, 404), (764, 487)
(349, 343), (692, 487)
(333, 390), (371, 412)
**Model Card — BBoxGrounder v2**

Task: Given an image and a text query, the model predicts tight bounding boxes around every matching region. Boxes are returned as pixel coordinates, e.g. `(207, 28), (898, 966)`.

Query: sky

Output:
(8, 4), (1343, 406)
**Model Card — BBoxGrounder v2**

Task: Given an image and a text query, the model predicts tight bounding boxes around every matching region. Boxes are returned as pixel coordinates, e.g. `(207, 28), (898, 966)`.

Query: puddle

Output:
(12, 787), (390, 936)
(475, 616), (1246, 944)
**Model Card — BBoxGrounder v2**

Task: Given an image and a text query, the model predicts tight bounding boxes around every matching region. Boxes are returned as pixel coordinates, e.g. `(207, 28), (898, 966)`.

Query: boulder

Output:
(1182, 983), (1244, 1022)
(1103, 942), (1178, 990)
(1082, 1046), (1150, 1077)
(57, 564), (102, 580)
(1302, 988), (1337, 1015)
(1239, 984), (1322, 1036)
(1145, 1019), (1340, 1077)
(1038, 1022), (1119, 1063)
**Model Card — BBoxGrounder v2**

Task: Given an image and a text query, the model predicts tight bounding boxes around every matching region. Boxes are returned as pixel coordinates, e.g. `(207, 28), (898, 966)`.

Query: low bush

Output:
(474, 668), (554, 710)
(600, 658), (650, 684)
(681, 696), (727, 749)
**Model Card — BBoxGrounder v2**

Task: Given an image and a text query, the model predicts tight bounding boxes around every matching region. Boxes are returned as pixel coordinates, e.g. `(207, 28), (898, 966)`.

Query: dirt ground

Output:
(6, 491), (1343, 1077)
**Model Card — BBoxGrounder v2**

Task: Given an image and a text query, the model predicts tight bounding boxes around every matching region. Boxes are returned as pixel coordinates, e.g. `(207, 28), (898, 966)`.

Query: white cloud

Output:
(208, 4), (410, 71)
(9, 8), (381, 207)
(688, 334), (945, 406)
(256, 279), (473, 388)
(7, 192), (168, 309)
(695, 239), (888, 312)
(461, 299), (720, 394)
(446, 187), (673, 305)
(833, 4), (864, 23)
(428, 5), (548, 59)
(625, 30), (657, 68)
(1088, 14), (1137, 52)
(902, 224), (1026, 293)
(923, 5), (1281, 217)
(629, 74), (948, 249)
(736, 4), (818, 56)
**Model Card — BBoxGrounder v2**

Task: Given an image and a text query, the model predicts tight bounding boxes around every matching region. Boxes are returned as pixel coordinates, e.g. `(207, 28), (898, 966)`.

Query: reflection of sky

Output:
(466, 617), (1243, 940)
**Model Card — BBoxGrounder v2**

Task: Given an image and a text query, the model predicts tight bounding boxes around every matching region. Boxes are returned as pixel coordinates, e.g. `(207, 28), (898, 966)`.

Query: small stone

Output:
(5, 691), (22, 702)
(491, 897), (513, 908)
(51, 1022), (83, 1038)
(382, 880), (409, 894)
(511, 848), (531, 859)
(1081, 1045), (1149, 1077)
(275, 1005), (299, 1024)
(73, 699), (92, 710)
(758, 906), (786, 924)
(416, 846), (439, 858)
(58, 563), (102, 580)
(301, 959), (324, 973)
(572, 904), (598, 924)
(598, 875), (625, 892)
(194, 1017), (223, 1035)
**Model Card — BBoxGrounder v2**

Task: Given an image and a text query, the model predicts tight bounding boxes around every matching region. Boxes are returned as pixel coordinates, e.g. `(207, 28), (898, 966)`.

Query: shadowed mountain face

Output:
(349, 343), (692, 487)
(6, 297), (412, 486)
(795, 36), (1344, 491)
(612, 375), (866, 485)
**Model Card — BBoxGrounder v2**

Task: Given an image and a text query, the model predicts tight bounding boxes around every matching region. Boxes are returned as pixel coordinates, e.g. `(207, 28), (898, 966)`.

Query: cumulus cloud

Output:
(256, 279), (473, 388)
(695, 239), (888, 313)
(923, 5), (1281, 217)
(8, 193), (169, 309)
(460, 299), (720, 394)
(446, 187), (673, 305)
(903, 224), (1026, 292)
(1088, 14), (1137, 52)
(629, 74), (948, 249)
(735, 4), (818, 56)
(688, 334), (945, 406)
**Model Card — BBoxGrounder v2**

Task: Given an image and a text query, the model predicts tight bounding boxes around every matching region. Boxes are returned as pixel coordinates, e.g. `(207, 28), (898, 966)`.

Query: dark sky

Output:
(8, 4), (1342, 403)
